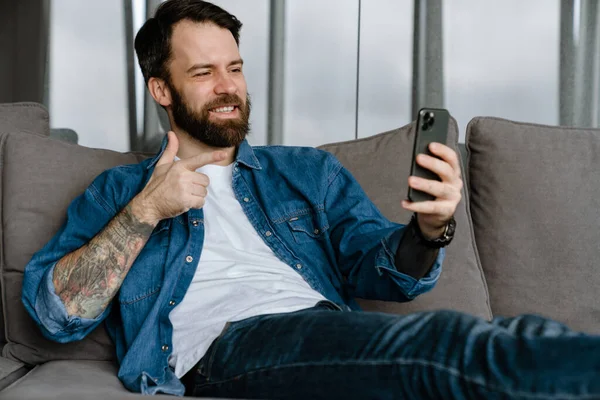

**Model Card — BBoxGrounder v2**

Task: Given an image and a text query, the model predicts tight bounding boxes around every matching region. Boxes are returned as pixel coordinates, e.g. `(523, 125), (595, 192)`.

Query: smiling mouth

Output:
(209, 105), (238, 113)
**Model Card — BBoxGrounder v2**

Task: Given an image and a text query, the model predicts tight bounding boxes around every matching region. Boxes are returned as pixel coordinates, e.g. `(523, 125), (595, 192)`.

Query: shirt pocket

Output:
(286, 211), (329, 244)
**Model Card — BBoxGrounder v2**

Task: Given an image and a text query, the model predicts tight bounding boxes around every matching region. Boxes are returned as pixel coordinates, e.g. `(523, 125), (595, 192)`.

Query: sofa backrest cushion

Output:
(466, 117), (600, 333)
(0, 102), (52, 350)
(319, 119), (492, 320)
(0, 103), (50, 137)
(0, 110), (491, 366)
(0, 129), (144, 365)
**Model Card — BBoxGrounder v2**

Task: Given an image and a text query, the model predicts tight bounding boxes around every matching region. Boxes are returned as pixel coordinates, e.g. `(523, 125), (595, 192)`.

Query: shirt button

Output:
(296, 263), (303, 270)
(161, 345), (169, 352)
(314, 229), (320, 234)
(169, 300), (175, 306)
(243, 197), (250, 202)
(234, 167), (239, 172)
(185, 255), (193, 263)
(265, 231), (272, 237)
(192, 220), (199, 227)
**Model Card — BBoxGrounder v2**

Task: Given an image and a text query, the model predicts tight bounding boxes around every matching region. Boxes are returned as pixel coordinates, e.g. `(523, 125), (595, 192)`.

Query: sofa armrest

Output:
(0, 356), (29, 391)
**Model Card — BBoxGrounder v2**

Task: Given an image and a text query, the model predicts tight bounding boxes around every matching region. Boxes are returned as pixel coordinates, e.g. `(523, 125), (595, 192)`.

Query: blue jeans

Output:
(183, 301), (600, 399)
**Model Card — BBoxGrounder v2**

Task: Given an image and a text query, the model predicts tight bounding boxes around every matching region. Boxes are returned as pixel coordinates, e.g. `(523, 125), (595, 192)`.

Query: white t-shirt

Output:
(168, 161), (326, 378)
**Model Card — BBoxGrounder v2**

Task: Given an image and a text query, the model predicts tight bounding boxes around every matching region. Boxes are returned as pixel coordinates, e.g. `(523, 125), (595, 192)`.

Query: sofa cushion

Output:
(0, 130), (143, 365)
(0, 102), (51, 348)
(319, 120), (492, 320)
(0, 102), (50, 137)
(466, 117), (600, 333)
(0, 360), (175, 399)
(0, 355), (28, 391)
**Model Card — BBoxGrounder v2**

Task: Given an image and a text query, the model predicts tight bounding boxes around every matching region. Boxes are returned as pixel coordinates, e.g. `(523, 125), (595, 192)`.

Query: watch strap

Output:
(409, 214), (456, 249)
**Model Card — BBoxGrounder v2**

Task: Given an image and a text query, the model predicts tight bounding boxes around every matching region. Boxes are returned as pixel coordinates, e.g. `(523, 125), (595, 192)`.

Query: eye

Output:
(193, 71), (210, 77)
(230, 67), (242, 73)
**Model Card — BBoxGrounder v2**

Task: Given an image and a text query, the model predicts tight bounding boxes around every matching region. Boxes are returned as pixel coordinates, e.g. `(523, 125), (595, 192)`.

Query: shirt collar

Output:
(146, 135), (262, 171)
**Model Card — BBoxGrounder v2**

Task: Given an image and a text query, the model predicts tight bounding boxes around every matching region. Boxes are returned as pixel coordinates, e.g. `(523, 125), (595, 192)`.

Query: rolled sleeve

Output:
(34, 264), (109, 342)
(325, 159), (444, 303)
(22, 172), (123, 344)
(375, 228), (444, 299)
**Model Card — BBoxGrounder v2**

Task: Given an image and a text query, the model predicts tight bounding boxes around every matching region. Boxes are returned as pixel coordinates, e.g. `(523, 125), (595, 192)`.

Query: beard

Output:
(168, 83), (251, 148)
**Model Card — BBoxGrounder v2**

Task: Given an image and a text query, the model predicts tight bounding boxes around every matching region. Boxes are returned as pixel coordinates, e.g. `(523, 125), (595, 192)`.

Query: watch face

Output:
(446, 217), (456, 237)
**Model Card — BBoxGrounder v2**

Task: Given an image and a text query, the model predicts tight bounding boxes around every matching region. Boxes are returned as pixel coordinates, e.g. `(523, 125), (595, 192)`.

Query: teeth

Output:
(212, 106), (235, 113)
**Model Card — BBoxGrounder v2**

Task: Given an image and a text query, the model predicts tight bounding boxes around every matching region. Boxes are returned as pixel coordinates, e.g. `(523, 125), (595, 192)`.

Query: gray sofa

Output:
(0, 102), (599, 399)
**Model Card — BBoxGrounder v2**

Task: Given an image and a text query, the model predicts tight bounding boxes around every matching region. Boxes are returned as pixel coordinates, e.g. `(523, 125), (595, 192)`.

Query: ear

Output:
(148, 77), (172, 107)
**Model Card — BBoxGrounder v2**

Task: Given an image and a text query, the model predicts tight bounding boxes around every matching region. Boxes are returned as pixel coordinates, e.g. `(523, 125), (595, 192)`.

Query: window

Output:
(49, 0), (130, 151)
(283, 0), (360, 146)
(443, 0), (560, 140)
(357, 0), (413, 139)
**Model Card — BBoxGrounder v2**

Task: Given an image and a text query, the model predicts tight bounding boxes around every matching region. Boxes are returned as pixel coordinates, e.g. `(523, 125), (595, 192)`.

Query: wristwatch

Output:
(410, 213), (456, 249)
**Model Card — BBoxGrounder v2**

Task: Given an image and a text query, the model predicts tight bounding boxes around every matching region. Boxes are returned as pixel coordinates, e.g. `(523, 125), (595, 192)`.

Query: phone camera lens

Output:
(421, 111), (436, 130)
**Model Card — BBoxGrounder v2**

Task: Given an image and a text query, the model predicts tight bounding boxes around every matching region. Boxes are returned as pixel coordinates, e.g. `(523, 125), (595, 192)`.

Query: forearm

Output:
(394, 218), (439, 279)
(52, 198), (156, 319)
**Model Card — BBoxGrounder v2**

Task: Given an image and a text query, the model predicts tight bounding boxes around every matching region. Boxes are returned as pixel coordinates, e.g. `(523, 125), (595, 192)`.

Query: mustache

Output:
(203, 94), (244, 111)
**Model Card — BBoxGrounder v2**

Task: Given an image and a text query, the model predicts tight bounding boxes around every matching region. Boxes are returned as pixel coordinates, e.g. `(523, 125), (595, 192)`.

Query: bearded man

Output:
(23, 1), (600, 399)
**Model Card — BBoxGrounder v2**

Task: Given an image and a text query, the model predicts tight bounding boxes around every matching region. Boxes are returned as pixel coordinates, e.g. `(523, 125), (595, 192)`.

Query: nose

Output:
(214, 71), (237, 95)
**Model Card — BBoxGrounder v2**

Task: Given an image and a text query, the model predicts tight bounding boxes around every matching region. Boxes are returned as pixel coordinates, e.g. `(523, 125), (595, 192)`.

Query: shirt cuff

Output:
(35, 263), (107, 339)
(375, 228), (445, 299)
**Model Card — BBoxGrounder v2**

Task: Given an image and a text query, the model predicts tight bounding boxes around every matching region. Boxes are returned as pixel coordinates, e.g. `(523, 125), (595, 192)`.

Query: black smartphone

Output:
(407, 107), (450, 202)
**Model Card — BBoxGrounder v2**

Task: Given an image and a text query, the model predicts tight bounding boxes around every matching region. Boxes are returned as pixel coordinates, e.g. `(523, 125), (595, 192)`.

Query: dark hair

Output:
(134, 0), (242, 85)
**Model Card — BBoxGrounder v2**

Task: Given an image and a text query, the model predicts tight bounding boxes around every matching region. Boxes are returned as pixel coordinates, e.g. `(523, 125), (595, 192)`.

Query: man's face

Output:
(165, 20), (250, 148)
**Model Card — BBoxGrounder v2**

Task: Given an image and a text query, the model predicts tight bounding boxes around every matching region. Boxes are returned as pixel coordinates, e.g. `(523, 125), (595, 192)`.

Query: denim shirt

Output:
(22, 138), (444, 396)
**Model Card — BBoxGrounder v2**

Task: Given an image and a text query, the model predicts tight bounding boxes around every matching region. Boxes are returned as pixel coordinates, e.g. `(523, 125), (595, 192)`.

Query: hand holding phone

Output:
(403, 108), (463, 240)
(407, 108), (450, 202)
